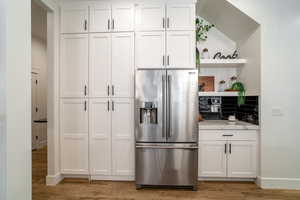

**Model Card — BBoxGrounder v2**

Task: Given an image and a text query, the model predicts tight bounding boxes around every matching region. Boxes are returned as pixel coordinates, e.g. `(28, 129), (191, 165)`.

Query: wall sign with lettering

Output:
(213, 50), (239, 59)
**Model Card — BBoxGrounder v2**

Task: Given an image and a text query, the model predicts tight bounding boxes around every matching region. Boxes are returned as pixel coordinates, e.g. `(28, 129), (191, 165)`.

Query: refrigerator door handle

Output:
(162, 75), (166, 138)
(167, 75), (172, 139)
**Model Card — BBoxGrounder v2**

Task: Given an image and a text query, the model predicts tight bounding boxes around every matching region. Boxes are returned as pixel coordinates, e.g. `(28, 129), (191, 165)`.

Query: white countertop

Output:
(199, 120), (259, 130)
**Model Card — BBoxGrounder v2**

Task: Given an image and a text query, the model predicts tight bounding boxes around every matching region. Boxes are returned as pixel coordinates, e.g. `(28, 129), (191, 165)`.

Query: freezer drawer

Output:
(135, 145), (198, 188)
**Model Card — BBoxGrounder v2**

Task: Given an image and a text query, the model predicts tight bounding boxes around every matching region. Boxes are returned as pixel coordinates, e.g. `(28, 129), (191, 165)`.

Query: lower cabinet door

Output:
(198, 141), (227, 177)
(89, 98), (112, 175)
(227, 141), (257, 178)
(60, 99), (89, 174)
(111, 98), (134, 176)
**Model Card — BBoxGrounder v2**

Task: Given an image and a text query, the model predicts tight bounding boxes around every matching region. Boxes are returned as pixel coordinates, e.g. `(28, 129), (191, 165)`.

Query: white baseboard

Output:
(91, 175), (135, 181)
(260, 177), (300, 190)
(198, 177), (256, 182)
(46, 173), (63, 186)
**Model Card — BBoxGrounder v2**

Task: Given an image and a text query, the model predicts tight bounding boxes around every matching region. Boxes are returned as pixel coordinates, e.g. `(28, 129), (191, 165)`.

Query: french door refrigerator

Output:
(135, 69), (198, 190)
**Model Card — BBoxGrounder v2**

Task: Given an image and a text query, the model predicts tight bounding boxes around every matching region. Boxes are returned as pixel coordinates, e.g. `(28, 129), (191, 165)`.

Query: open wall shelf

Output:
(199, 92), (239, 96)
(200, 59), (247, 67)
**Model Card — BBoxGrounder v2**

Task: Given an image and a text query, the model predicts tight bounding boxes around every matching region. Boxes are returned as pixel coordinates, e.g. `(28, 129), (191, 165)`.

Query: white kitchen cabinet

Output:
(111, 33), (134, 98)
(111, 98), (134, 176)
(89, 99), (111, 175)
(112, 4), (135, 32)
(60, 34), (88, 98)
(166, 4), (195, 31)
(89, 3), (111, 33)
(60, 99), (89, 174)
(89, 3), (134, 32)
(198, 141), (227, 177)
(135, 31), (165, 69)
(198, 130), (258, 179)
(89, 33), (111, 98)
(61, 4), (89, 33)
(227, 141), (257, 178)
(135, 4), (165, 31)
(166, 31), (195, 68)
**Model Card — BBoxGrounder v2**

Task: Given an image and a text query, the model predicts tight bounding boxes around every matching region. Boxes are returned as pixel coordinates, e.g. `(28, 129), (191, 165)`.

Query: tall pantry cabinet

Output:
(59, 2), (134, 179)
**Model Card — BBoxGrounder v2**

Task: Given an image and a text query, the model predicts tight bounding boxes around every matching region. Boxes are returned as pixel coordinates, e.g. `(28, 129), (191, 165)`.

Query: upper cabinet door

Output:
(166, 31), (195, 68)
(136, 32), (165, 69)
(111, 4), (134, 32)
(89, 33), (111, 98)
(166, 4), (195, 31)
(60, 34), (88, 98)
(89, 3), (111, 33)
(61, 4), (89, 33)
(135, 4), (165, 31)
(111, 32), (134, 98)
(227, 141), (257, 178)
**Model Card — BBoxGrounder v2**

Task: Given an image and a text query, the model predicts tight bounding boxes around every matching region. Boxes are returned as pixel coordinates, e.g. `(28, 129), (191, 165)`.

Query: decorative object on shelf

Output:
(201, 48), (210, 59)
(226, 82), (246, 106)
(195, 17), (214, 70)
(199, 76), (215, 92)
(213, 50), (239, 59)
(229, 76), (237, 88)
(218, 80), (226, 92)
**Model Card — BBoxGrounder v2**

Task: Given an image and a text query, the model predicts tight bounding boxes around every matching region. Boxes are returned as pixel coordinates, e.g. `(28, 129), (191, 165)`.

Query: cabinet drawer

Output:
(199, 130), (227, 141)
(228, 130), (257, 141)
(199, 130), (258, 141)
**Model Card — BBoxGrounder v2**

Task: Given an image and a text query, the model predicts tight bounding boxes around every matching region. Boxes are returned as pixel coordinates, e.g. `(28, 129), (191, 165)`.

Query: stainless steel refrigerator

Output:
(135, 69), (198, 190)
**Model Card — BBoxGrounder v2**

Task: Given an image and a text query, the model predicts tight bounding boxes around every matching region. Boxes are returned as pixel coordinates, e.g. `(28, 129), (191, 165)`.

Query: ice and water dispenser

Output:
(139, 102), (158, 124)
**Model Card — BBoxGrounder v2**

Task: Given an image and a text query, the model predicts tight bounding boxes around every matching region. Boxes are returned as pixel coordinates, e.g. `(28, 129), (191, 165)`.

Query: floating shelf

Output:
(199, 92), (238, 96)
(200, 59), (247, 67)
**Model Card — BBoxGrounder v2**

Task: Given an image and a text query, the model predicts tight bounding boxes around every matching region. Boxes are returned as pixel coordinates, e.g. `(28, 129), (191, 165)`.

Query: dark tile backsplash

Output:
(199, 96), (259, 125)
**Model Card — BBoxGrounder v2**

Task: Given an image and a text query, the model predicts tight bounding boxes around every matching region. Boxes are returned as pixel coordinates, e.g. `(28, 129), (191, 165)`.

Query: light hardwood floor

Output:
(33, 147), (300, 200)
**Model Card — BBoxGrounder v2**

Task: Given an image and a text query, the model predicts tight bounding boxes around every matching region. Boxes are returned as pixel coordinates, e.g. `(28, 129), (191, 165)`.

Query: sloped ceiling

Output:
(197, 0), (259, 43)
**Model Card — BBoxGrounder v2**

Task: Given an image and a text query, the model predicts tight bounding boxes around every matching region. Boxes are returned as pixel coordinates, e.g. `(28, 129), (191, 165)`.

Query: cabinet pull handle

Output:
(108, 19), (110, 30)
(229, 144), (232, 154)
(224, 143), (227, 154)
(222, 134), (233, 137)
(107, 100), (110, 111)
(163, 55), (165, 66)
(84, 85), (87, 96)
(167, 17), (170, 28)
(112, 19), (115, 30)
(112, 85), (115, 96)
(84, 100), (87, 111)
(112, 101), (114, 111)
(84, 19), (87, 31)
(167, 55), (170, 66)
(107, 85), (110, 96)
(163, 18), (165, 28)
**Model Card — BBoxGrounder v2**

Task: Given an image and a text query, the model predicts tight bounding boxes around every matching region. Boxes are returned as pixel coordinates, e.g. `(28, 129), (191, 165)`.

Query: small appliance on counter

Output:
(199, 96), (222, 120)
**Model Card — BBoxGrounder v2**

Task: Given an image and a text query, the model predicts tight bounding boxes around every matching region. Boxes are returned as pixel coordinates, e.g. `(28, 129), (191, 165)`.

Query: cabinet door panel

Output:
(227, 141), (257, 178)
(199, 141), (227, 177)
(166, 4), (195, 31)
(112, 4), (134, 32)
(112, 99), (134, 176)
(89, 99), (111, 175)
(111, 33), (134, 98)
(61, 4), (88, 33)
(60, 34), (88, 98)
(136, 32), (165, 69)
(167, 31), (195, 68)
(90, 3), (111, 33)
(60, 99), (88, 174)
(89, 34), (111, 98)
(135, 4), (165, 31)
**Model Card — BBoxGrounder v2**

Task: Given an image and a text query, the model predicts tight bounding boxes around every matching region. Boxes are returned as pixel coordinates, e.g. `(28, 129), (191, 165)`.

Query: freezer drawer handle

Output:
(136, 146), (198, 149)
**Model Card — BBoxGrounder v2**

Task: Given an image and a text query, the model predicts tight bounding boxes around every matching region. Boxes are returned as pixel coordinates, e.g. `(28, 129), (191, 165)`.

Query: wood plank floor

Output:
(33, 147), (300, 200)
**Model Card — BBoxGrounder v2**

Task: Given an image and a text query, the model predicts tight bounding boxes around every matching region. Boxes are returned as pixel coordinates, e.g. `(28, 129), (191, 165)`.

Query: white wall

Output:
(0, 0), (32, 199)
(228, 0), (300, 189)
